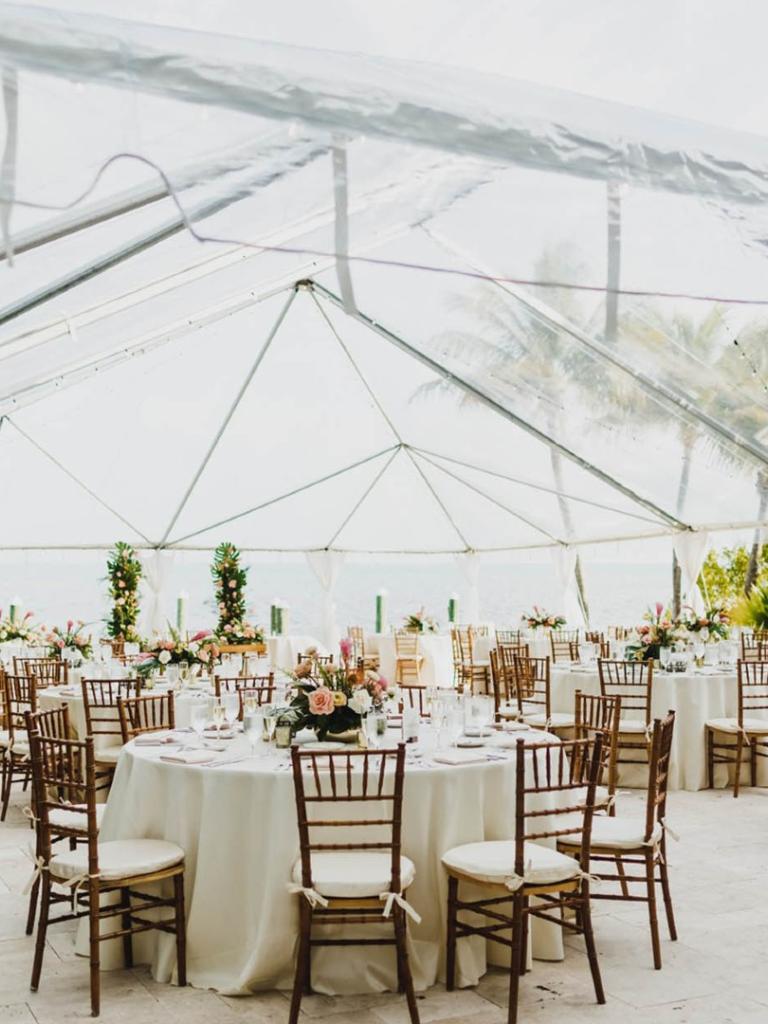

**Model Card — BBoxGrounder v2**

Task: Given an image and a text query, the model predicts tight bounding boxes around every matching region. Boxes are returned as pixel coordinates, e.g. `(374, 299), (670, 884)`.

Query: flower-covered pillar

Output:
(551, 545), (584, 627)
(306, 550), (345, 650)
(673, 531), (710, 615)
(141, 549), (175, 636)
(457, 552), (481, 625)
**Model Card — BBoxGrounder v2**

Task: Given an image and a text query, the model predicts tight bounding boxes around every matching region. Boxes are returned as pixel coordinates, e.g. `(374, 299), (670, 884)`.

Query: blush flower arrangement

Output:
(215, 620), (265, 645)
(626, 603), (688, 661)
(522, 607), (566, 630)
(0, 610), (42, 645)
(46, 620), (93, 659)
(403, 608), (438, 633)
(137, 627), (220, 676)
(287, 641), (391, 741)
(679, 606), (730, 642)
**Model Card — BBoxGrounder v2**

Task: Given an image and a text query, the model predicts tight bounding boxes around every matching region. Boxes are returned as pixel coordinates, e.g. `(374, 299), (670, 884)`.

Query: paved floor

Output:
(0, 784), (764, 1023)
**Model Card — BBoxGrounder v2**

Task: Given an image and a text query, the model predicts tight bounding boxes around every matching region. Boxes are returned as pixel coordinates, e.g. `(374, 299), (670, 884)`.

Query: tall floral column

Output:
(107, 542), (142, 642)
(212, 542), (248, 634)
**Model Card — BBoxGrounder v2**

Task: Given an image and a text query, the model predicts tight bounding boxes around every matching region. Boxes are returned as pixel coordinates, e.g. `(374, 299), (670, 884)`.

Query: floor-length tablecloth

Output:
(88, 734), (569, 995)
(549, 664), (763, 791)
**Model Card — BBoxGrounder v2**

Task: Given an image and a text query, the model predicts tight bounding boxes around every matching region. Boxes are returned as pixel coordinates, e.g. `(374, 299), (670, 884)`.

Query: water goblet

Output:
(243, 707), (264, 756)
(212, 700), (226, 737)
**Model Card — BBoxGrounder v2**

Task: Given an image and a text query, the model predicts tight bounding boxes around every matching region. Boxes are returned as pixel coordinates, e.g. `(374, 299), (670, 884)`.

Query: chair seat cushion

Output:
(292, 851), (416, 899)
(617, 719), (649, 734)
(524, 712), (575, 729)
(706, 717), (768, 734)
(94, 745), (123, 764)
(0, 730), (29, 755)
(51, 838), (184, 882)
(49, 803), (106, 833)
(396, 655), (423, 663)
(497, 704), (518, 720)
(442, 840), (581, 887)
(560, 815), (662, 851)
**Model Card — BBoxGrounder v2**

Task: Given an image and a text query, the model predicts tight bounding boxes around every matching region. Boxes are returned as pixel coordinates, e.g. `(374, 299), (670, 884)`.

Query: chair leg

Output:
(30, 875), (51, 992)
(733, 733), (744, 798)
(446, 875), (458, 991)
(0, 755), (11, 822)
(519, 897), (529, 975)
(393, 905), (420, 1024)
(615, 855), (630, 897)
(289, 901), (311, 1024)
(507, 893), (526, 1024)
(173, 874), (186, 987)
(644, 849), (662, 970)
(750, 738), (758, 787)
(580, 886), (605, 1004)
(88, 877), (101, 1017)
(25, 874), (40, 936)
(658, 850), (678, 942)
(120, 887), (133, 970)
(706, 729), (714, 789)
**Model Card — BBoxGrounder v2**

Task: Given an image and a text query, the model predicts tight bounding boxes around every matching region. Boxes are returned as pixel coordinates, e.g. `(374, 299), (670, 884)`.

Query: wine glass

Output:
(223, 692), (239, 732)
(262, 705), (277, 742)
(243, 706), (264, 756)
(212, 700), (226, 737)
(190, 702), (209, 746)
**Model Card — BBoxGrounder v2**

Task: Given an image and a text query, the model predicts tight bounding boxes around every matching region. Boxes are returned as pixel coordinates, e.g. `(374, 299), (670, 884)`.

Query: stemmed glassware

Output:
(242, 696), (264, 756)
(212, 699), (226, 737)
(190, 701), (209, 746)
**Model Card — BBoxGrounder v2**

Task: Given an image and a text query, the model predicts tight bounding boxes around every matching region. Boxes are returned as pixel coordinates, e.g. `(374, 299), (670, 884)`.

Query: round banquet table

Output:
(368, 632), (493, 688)
(84, 729), (570, 995)
(548, 663), (765, 791)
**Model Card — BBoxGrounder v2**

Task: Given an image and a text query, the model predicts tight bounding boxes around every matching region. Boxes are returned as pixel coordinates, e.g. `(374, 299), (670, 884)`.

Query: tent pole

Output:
(311, 280), (689, 532)
(159, 288), (297, 545)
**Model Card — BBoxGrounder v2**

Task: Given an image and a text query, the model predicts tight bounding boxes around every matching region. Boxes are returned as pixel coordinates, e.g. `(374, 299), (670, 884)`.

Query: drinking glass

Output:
(243, 708), (264, 755)
(212, 700), (226, 736)
(262, 705), (277, 742)
(660, 646), (672, 670)
(179, 660), (190, 685)
(223, 692), (239, 731)
(190, 702), (209, 744)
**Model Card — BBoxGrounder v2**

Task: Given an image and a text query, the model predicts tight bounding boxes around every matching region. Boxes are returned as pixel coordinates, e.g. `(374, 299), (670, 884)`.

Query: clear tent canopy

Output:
(1, 1), (768, 626)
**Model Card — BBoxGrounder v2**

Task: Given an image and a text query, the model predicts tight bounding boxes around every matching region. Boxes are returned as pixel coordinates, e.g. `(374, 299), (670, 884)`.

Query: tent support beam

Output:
(325, 446), (400, 547)
(423, 225), (768, 472)
(159, 287), (297, 546)
(410, 448), (565, 544)
(167, 444), (403, 546)
(5, 417), (151, 543)
(311, 280), (690, 532)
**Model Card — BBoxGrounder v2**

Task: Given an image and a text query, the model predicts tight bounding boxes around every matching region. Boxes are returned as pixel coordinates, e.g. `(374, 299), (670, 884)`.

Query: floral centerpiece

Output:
(627, 603), (687, 662)
(215, 621), (265, 645)
(522, 607), (566, 630)
(0, 610), (42, 645)
(403, 608), (438, 633)
(106, 542), (142, 644)
(286, 642), (391, 741)
(680, 606), (730, 642)
(137, 627), (220, 676)
(46, 620), (93, 660)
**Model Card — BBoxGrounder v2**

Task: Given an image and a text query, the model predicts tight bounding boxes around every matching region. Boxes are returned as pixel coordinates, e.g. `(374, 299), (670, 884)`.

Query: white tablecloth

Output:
(87, 731), (571, 995)
(266, 635), (327, 673)
(549, 664), (759, 791)
(368, 634), (455, 687)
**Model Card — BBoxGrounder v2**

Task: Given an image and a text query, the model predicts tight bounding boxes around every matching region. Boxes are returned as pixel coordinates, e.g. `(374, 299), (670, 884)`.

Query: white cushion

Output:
(497, 705), (519, 720)
(560, 815), (662, 851)
(50, 838), (184, 881)
(94, 745), (123, 764)
(0, 730), (29, 755)
(292, 851), (416, 898)
(617, 719), (649, 734)
(49, 804), (106, 832)
(706, 717), (768, 734)
(442, 840), (581, 887)
(524, 712), (575, 729)
(396, 655), (423, 663)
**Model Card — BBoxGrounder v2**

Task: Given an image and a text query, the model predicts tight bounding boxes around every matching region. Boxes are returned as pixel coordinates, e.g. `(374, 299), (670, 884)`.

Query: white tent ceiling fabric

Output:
(1, 2), (768, 558)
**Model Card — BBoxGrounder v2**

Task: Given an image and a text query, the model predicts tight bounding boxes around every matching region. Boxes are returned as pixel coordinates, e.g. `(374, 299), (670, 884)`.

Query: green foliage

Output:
(698, 544), (768, 611)
(733, 583), (768, 630)
(106, 542), (142, 642)
(211, 541), (248, 633)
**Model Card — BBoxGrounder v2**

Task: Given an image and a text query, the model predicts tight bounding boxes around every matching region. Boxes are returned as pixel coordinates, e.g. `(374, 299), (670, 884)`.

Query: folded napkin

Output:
(159, 749), (215, 765)
(134, 732), (175, 746)
(207, 753), (250, 768)
(432, 750), (488, 766)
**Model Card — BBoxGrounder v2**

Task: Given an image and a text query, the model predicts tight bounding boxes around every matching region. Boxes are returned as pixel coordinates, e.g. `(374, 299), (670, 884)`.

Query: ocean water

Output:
(0, 553), (671, 636)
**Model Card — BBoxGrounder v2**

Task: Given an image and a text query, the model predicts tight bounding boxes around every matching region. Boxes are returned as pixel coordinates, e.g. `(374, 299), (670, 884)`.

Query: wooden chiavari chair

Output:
(347, 625), (379, 670)
(81, 678), (141, 783)
(288, 743), (419, 1024)
(706, 659), (768, 797)
(740, 636), (768, 662)
(584, 632), (611, 659)
(237, 679), (276, 720)
(297, 652), (334, 668)
(496, 629), (524, 645)
(549, 629), (580, 664)
(443, 734), (605, 1024)
(490, 643), (528, 720)
(117, 693), (176, 743)
(559, 711), (677, 970)
(214, 672), (274, 698)
(394, 630), (422, 686)
(452, 626), (491, 695)
(510, 655), (574, 734)
(598, 659), (653, 769)
(573, 691), (621, 813)
(26, 729), (187, 1017)
(1, 673), (36, 820)
(14, 658), (68, 687)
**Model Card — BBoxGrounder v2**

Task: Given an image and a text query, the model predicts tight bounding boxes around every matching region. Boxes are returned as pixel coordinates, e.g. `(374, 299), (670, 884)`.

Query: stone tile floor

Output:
(0, 784), (765, 1023)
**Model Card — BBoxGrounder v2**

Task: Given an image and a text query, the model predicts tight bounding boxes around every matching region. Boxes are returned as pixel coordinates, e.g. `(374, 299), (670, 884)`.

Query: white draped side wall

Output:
(305, 550), (345, 650)
(673, 532), (711, 615)
(140, 549), (175, 634)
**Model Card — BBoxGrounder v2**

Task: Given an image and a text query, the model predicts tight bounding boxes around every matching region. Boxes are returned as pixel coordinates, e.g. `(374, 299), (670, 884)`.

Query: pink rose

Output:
(67, 619), (73, 631)
(228, 580), (237, 589)
(308, 687), (334, 716)
(57, 639), (64, 649)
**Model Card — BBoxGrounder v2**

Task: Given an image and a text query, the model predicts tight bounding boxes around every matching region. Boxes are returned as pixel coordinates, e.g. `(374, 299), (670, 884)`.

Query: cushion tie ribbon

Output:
(286, 883), (329, 909)
(379, 890), (422, 924)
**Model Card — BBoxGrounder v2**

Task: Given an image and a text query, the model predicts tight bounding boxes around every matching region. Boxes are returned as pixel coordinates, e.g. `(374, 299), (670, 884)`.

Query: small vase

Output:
(324, 728), (361, 745)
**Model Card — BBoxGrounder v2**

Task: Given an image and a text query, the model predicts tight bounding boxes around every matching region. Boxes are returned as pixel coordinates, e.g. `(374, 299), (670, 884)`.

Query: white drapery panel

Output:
(551, 545), (584, 628)
(456, 552), (481, 624)
(673, 532), (710, 614)
(306, 550), (345, 650)
(140, 549), (175, 635)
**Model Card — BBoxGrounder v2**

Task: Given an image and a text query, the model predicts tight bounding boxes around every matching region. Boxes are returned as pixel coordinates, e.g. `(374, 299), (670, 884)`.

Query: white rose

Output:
(188, 641), (199, 654)
(158, 650), (171, 665)
(349, 689), (373, 716)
